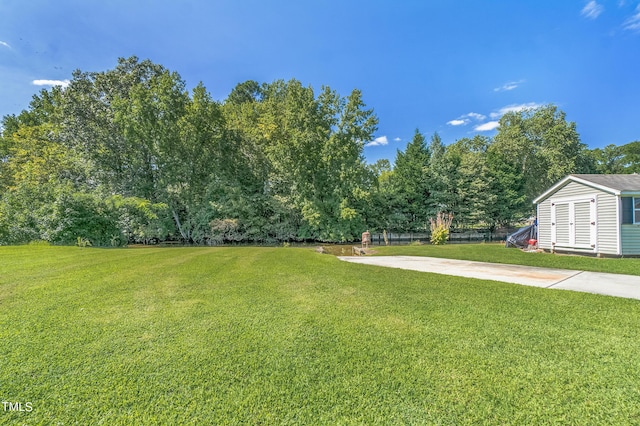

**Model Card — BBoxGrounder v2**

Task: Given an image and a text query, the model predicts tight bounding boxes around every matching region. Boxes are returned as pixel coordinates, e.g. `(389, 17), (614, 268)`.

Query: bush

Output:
(210, 218), (241, 244)
(430, 227), (449, 245)
(107, 195), (170, 244)
(430, 212), (453, 245)
(76, 237), (92, 248)
(50, 192), (122, 247)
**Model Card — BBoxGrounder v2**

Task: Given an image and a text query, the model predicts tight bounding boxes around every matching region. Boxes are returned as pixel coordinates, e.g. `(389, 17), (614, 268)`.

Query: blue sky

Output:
(1, 0), (639, 163)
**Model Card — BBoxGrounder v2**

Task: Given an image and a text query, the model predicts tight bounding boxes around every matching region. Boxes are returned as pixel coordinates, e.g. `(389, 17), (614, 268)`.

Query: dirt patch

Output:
(320, 245), (377, 256)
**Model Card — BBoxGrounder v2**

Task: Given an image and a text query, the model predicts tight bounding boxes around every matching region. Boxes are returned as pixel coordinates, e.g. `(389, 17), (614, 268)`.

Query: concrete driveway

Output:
(338, 256), (640, 301)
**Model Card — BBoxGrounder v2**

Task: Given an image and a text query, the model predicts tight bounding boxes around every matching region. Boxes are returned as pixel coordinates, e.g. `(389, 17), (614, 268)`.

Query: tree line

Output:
(0, 57), (638, 245)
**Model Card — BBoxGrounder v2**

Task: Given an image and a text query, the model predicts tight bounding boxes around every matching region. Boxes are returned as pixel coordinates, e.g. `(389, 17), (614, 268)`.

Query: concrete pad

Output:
(339, 256), (581, 287)
(338, 255), (640, 300)
(551, 271), (640, 300)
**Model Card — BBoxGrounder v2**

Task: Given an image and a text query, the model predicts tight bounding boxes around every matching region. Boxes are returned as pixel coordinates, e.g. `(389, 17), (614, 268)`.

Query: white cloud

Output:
(446, 112), (486, 127)
(581, 1), (604, 19)
(366, 136), (389, 147)
(448, 105), (541, 132)
(489, 102), (543, 119)
(0, 40), (11, 49)
(464, 112), (486, 121)
(32, 79), (71, 88)
(623, 5), (640, 31)
(494, 80), (524, 92)
(474, 121), (500, 132)
(393, 137), (401, 142)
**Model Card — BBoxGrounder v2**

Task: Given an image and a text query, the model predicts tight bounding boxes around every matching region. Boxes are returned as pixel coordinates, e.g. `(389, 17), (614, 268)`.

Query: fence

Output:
(369, 229), (514, 245)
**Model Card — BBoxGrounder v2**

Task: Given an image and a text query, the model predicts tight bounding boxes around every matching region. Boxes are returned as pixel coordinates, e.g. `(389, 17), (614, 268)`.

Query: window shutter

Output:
(622, 197), (633, 224)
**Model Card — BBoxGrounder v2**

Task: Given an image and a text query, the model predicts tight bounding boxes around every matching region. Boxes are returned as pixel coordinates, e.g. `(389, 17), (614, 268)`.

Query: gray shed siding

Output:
(621, 225), (640, 255)
(596, 193), (619, 255)
(537, 201), (552, 250)
(536, 181), (619, 255)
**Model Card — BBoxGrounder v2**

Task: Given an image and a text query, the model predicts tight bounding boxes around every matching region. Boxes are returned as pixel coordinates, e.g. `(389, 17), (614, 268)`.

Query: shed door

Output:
(554, 203), (571, 245)
(551, 197), (596, 251)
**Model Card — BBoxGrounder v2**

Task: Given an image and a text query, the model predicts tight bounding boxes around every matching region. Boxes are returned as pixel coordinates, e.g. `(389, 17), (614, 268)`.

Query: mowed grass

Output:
(373, 243), (640, 275)
(1, 246), (640, 424)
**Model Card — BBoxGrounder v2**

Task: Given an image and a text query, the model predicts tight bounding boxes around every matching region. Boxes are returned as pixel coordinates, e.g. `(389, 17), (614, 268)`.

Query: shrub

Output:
(430, 212), (454, 245)
(50, 192), (121, 247)
(76, 236), (92, 248)
(210, 218), (241, 244)
(430, 227), (449, 245)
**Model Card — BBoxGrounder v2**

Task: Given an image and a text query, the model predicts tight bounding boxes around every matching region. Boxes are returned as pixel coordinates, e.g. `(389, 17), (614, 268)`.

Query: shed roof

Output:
(571, 174), (640, 191)
(533, 174), (640, 204)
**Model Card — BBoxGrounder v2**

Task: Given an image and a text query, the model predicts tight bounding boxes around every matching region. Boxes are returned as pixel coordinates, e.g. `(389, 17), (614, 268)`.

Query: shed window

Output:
(622, 198), (637, 224)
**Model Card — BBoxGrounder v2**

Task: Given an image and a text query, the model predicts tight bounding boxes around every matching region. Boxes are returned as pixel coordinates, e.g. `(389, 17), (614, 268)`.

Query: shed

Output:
(533, 174), (640, 256)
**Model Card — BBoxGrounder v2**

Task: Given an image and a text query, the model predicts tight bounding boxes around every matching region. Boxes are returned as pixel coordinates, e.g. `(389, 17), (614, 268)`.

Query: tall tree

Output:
(366, 159), (395, 231)
(427, 132), (458, 215)
(0, 124), (90, 244)
(489, 104), (590, 222)
(221, 79), (378, 242)
(392, 129), (431, 231)
(591, 141), (640, 174)
(2, 59), (381, 244)
(445, 135), (495, 228)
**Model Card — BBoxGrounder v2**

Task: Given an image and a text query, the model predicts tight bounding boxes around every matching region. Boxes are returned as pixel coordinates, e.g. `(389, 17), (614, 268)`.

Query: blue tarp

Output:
(505, 224), (537, 249)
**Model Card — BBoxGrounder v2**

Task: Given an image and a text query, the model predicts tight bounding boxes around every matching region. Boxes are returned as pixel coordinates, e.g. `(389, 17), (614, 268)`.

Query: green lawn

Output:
(372, 243), (640, 275)
(2, 245), (640, 424)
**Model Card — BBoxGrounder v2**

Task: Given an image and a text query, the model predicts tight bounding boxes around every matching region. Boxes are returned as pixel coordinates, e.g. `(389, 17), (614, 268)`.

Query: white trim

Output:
(533, 175), (620, 204)
(551, 201), (557, 248)
(590, 195), (597, 251)
(569, 202), (576, 246)
(569, 176), (622, 196)
(550, 193), (597, 204)
(533, 176), (572, 204)
(536, 203), (541, 245)
(616, 196), (622, 255)
(550, 196), (597, 252)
